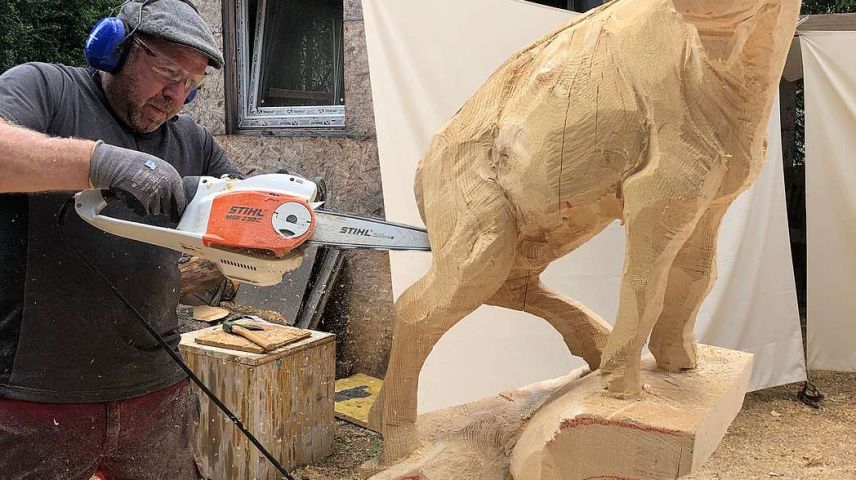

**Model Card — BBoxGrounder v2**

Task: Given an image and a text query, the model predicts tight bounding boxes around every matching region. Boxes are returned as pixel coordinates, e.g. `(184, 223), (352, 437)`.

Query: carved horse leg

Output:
(368, 181), (518, 463)
(487, 266), (611, 370)
(649, 200), (733, 371)
(600, 136), (727, 399)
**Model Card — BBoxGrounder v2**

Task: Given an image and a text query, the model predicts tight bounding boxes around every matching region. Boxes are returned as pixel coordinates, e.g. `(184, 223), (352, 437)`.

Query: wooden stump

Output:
(179, 327), (336, 479)
(365, 345), (752, 480)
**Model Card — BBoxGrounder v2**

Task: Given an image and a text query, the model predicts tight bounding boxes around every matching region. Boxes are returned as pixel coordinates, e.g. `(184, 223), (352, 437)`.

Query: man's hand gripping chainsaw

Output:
(73, 173), (430, 286)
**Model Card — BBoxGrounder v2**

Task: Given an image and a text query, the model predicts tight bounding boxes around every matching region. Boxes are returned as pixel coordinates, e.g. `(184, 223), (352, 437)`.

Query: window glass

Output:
(231, 0), (346, 132)
(257, 0), (344, 108)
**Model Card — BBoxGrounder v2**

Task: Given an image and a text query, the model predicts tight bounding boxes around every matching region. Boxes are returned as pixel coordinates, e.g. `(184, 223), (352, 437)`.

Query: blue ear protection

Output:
(84, 17), (130, 73)
(84, 0), (199, 104)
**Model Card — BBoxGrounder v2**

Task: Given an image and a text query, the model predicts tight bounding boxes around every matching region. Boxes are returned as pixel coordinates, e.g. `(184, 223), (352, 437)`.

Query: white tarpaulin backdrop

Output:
(364, 0), (806, 413)
(802, 31), (856, 371)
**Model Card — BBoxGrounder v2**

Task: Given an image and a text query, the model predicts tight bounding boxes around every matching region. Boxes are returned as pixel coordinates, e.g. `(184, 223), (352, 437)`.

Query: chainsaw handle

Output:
(79, 178), (203, 215)
(73, 189), (205, 250)
(74, 188), (116, 219)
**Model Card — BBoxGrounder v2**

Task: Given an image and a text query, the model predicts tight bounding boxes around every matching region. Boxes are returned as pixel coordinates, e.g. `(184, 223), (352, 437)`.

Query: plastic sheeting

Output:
(802, 31), (856, 371)
(364, 0), (806, 413)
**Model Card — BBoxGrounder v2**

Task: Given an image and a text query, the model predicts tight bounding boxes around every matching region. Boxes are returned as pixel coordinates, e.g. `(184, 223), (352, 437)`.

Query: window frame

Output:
(225, 0), (346, 136)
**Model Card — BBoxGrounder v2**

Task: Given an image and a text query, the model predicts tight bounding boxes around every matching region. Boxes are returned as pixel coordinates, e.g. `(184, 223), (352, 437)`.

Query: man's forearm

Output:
(0, 118), (95, 193)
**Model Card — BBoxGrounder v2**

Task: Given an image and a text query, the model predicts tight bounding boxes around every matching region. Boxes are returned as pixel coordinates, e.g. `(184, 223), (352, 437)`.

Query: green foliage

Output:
(802, 0), (856, 15)
(0, 0), (117, 72)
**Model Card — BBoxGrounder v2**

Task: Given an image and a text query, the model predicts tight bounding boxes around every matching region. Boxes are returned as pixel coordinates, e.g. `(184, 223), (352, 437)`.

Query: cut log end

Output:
(367, 345), (752, 480)
(510, 345), (753, 480)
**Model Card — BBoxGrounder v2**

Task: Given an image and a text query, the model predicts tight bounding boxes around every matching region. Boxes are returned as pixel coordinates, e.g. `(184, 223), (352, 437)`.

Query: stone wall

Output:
(187, 0), (393, 378)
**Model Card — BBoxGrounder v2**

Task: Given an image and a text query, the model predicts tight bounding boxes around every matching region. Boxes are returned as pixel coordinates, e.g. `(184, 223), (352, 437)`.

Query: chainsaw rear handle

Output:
(75, 174), (207, 220)
(87, 175), (202, 216)
(73, 188), (207, 253)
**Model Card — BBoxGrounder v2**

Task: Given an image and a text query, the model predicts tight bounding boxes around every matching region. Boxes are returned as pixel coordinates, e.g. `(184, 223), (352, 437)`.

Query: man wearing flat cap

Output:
(0, 1), (239, 477)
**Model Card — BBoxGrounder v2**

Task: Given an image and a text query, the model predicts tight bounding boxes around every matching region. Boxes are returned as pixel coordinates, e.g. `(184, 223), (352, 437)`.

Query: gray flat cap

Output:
(118, 0), (224, 69)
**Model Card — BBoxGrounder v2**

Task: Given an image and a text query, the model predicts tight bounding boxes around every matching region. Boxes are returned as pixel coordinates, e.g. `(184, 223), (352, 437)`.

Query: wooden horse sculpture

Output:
(370, 0), (800, 464)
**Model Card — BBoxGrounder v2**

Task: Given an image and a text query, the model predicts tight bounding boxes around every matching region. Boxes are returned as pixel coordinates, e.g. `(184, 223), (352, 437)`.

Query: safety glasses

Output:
(133, 36), (206, 92)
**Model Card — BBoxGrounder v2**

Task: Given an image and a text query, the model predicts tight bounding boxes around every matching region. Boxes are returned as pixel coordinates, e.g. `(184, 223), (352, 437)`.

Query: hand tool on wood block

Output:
(221, 318), (278, 352)
(194, 318), (312, 354)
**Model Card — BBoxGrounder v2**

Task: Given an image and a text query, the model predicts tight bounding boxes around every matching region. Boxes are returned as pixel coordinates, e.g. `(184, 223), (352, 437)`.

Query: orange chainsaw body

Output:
(202, 191), (316, 257)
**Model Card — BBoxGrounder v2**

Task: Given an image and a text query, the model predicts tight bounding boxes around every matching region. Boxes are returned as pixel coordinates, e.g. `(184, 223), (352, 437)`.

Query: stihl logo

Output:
(340, 227), (372, 237)
(228, 206), (265, 217)
(225, 205), (266, 223)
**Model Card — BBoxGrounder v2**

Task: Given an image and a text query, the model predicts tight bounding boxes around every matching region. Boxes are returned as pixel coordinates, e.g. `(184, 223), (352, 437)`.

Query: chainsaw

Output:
(74, 173), (430, 286)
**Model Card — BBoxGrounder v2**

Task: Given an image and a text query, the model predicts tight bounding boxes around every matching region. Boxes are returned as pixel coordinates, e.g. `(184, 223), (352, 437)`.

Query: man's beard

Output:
(105, 71), (177, 133)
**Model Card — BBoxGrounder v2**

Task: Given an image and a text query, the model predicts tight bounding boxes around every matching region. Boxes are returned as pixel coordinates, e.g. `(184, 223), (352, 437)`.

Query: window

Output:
(230, 0), (345, 134)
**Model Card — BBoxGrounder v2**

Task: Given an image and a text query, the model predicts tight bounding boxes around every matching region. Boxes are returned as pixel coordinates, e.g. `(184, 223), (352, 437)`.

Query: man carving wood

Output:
(370, 0), (800, 465)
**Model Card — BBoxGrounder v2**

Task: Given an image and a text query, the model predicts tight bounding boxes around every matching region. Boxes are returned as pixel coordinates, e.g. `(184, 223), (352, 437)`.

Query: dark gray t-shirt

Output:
(0, 62), (239, 402)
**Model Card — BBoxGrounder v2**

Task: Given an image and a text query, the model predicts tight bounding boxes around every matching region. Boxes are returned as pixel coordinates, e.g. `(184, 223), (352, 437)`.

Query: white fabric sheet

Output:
(364, 0), (806, 413)
(802, 32), (856, 371)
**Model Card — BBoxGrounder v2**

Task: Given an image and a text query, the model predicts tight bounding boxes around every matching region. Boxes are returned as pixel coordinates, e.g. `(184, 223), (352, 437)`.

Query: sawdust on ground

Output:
(690, 370), (856, 480)
(292, 370), (855, 480)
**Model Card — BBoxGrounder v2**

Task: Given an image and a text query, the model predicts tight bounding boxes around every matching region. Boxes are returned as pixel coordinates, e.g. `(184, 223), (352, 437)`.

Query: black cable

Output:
(797, 381), (824, 409)
(58, 197), (296, 480)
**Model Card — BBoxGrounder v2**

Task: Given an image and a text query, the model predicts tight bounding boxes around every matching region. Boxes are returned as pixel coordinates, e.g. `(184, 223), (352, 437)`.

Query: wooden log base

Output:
(179, 327), (336, 478)
(361, 366), (591, 480)
(364, 345), (752, 480)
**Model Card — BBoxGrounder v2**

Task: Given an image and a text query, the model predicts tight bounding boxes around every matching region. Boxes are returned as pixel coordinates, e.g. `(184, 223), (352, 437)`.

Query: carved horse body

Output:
(371, 0), (799, 463)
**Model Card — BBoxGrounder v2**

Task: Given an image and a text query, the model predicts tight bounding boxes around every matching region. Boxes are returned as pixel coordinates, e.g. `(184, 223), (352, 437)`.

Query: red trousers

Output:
(0, 380), (203, 480)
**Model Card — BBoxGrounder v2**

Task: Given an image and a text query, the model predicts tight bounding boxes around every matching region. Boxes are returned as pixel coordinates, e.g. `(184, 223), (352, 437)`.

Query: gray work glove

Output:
(89, 143), (187, 222)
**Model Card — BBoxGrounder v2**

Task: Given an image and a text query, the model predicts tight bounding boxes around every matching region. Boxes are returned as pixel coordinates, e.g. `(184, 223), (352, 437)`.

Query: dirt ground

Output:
(292, 370), (855, 480)
(690, 370), (856, 480)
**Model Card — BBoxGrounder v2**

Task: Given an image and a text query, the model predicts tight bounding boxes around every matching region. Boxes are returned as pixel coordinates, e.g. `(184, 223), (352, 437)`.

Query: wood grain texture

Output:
(195, 323), (312, 353)
(192, 305), (230, 323)
(510, 345), (752, 479)
(180, 328), (335, 479)
(363, 345), (751, 480)
(362, 368), (591, 480)
(370, 0), (799, 466)
(179, 256), (227, 296)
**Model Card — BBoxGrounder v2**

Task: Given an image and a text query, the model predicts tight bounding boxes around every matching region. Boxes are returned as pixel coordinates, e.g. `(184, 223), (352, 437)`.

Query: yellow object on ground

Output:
(335, 373), (382, 431)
